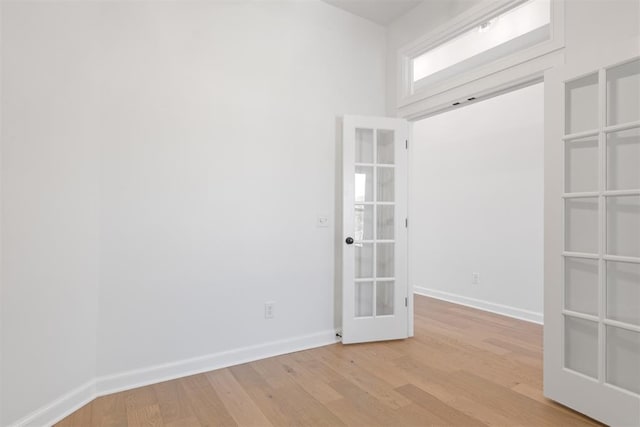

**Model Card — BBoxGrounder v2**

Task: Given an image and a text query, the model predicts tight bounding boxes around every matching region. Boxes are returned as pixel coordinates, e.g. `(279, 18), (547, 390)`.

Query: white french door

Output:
(545, 51), (640, 425)
(341, 115), (409, 344)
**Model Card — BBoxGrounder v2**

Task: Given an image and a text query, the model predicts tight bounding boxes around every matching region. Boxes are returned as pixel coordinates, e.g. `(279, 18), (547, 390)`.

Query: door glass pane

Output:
(352, 123), (398, 323)
(606, 195), (640, 258)
(355, 128), (374, 163)
(355, 243), (373, 278)
(565, 198), (599, 253)
(565, 258), (598, 315)
(355, 205), (373, 241)
(376, 281), (394, 316)
(355, 166), (373, 202)
(606, 326), (640, 394)
(377, 205), (394, 240)
(606, 261), (640, 326)
(377, 130), (394, 165)
(565, 136), (598, 193)
(607, 59), (640, 126)
(355, 282), (374, 317)
(376, 243), (394, 278)
(565, 316), (598, 378)
(607, 127), (640, 191)
(566, 73), (599, 134)
(377, 167), (394, 202)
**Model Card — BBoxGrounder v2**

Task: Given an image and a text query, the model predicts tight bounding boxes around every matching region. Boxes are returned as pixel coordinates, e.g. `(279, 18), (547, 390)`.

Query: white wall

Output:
(95, 0), (386, 378)
(411, 83), (544, 321)
(564, 0), (639, 63)
(1, 3), (102, 424)
(0, 1), (386, 425)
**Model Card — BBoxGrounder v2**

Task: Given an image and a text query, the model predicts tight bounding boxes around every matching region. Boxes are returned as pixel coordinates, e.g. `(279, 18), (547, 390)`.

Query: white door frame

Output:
(400, 51), (560, 326)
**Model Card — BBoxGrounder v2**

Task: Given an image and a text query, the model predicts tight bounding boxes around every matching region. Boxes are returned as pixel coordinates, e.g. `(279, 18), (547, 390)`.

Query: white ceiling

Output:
(322, 0), (423, 25)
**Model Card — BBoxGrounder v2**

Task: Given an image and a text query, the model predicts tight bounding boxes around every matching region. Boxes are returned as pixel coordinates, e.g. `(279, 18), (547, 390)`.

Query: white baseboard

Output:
(95, 329), (338, 396)
(10, 381), (96, 427)
(414, 286), (543, 324)
(10, 330), (338, 427)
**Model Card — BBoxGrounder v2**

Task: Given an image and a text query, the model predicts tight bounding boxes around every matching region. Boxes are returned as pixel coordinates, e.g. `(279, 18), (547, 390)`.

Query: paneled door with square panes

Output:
(342, 116), (409, 344)
(547, 57), (640, 426)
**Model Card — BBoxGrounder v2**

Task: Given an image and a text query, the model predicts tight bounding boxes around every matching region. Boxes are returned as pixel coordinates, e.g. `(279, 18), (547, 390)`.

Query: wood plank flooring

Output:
(57, 296), (602, 426)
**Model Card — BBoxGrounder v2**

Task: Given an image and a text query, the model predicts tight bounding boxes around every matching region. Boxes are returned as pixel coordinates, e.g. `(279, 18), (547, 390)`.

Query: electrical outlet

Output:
(472, 273), (480, 285)
(264, 302), (275, 319)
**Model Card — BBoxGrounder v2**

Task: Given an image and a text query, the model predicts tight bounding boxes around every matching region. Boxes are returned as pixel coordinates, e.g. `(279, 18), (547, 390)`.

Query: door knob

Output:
(345, 237), (354, 245)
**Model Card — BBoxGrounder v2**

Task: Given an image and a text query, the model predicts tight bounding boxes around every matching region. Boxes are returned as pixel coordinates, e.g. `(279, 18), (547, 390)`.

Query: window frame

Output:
(397, 0), (565, 109)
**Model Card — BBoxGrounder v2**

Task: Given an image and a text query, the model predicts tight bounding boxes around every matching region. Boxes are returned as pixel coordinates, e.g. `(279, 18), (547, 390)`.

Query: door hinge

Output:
(405, 139), (408, 149)
(405, 297), (408, 307)
(405, 218), (408, 228)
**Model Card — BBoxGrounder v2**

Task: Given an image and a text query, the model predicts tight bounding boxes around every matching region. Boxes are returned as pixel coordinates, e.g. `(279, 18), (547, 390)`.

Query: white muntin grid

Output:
(354, 128), (396, 318)
(561, 57), (640, 396)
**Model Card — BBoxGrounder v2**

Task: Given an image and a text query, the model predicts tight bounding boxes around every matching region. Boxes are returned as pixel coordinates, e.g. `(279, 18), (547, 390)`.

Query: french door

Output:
(545, 51), (640, 425)
(341, 116), (409, 344)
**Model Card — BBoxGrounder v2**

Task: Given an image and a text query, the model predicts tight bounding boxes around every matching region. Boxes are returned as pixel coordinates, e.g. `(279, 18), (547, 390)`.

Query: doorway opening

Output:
(409, 82), (545, 324)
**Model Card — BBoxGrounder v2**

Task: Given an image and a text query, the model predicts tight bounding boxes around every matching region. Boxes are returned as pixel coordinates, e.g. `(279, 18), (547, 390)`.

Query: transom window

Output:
(411, 0), (551, 87)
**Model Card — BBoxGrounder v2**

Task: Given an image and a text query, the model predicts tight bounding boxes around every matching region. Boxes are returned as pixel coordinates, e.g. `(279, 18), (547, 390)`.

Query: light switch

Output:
(317, 215), (329, 228)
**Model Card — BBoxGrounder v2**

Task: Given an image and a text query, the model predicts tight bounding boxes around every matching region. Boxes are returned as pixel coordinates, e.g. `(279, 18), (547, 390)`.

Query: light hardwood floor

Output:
(57, 296), (602, 426)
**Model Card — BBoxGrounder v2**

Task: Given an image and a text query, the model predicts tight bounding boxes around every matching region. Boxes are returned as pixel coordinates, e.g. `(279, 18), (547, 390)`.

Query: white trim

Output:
(603, 318), (640, 334)
(397, 0), (565, 109)
(398, 50), (562, 121)
(414, 286), (543, 324)
(406, 123), (414, 339)
(9, 381), (96, 427)
(95, 330), (337, 396)
(603, 254), (640, 264)
(604, 120), (640, 134)
(9, 330), (338, 427)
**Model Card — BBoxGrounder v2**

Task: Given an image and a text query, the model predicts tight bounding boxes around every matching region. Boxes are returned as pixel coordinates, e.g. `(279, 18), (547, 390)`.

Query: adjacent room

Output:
(1, 0), (639, 426)
(411, 82), (544, 323)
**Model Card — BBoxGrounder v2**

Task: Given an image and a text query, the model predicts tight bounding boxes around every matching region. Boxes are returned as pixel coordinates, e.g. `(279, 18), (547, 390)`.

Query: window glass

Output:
(413, 0), (551, 84)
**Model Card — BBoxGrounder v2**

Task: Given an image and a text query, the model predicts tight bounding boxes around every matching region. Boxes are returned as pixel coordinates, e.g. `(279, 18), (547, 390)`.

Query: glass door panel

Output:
(555, 58), (640, 426)
(376, 205), (395, 239)
(355, 129), (374, 163)
(565, 73), (599, 134)
(354, 205), (373, 241)
(355, 282), (374, 317)
(342, 115), (408, 344)
(354, 128), (396, 316)
(355, 244), (373, 279)
(376, 281), (394, 316)
(564, 257), (599, 315)
(376, 168), (395, 202)
(355, 166), (374, 202)
(565, 136), (599, 193)
(341, 116), (413, 344)
(606, 58), (640, 126)
(564, 197), (599, 253)
(606, 127), (640, 190)
(606, 195), (640, 258)
(565, 316), (599, 378)
(606, 261), (640, 326)
(606, 326), (640, 394)
(377, 130), (395, 164)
